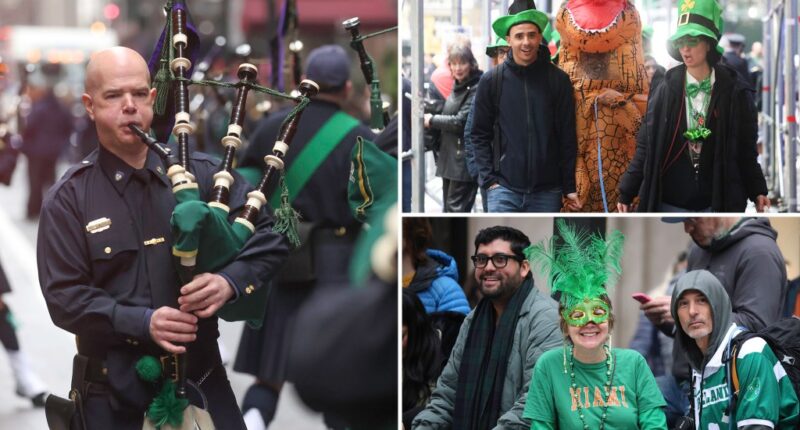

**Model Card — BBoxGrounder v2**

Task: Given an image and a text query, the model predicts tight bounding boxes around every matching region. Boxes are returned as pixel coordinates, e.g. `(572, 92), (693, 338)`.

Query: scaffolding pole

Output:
(483, 0), (492, 71)
(411, 0), (425, 212)
(784, 0), (797, 212)
(770, 2), (786, 210)
(762, 0), (773, 196)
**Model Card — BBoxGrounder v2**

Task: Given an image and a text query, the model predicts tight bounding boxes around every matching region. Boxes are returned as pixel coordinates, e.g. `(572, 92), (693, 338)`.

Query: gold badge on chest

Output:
(85, 217), (112, 234)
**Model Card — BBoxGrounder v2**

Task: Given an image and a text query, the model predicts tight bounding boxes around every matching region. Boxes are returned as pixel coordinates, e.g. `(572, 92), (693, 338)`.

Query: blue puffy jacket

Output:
(408, 249), (470, 315)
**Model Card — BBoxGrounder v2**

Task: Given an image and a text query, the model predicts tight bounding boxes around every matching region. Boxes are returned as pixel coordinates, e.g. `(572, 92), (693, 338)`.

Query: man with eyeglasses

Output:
(413, 226), (561, 430)
(638, 217), (786, 427)
(618, 0), (769, 213)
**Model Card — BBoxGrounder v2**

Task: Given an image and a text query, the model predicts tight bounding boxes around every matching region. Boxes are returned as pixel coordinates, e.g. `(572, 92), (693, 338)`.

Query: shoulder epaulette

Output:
(48, 158), (94, 197)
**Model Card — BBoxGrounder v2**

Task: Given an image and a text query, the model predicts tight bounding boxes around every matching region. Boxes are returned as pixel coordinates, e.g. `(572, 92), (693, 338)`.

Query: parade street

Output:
(0, 159), (326, 429)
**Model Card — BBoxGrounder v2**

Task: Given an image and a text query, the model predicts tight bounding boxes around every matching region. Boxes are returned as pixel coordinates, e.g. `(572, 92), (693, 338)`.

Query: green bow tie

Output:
(686, 78), (712, 98)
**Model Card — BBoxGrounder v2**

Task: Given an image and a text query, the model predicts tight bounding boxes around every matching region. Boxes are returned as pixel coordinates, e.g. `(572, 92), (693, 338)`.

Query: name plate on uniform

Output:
(85, 217), (111, 234)
(144, 237), (166, 247)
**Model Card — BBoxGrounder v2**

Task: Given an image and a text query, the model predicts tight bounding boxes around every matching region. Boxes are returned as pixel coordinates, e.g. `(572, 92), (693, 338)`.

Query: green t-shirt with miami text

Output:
(523, 347), (667, 430)
(692, 336), (800, 429)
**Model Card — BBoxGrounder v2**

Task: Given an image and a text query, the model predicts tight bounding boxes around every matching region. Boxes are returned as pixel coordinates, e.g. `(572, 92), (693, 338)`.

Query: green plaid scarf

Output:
(453, 276), (533, 429)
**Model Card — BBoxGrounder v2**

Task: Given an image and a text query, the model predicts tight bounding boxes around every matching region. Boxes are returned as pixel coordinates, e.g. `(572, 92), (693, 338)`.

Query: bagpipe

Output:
(342, 16), (397, 131)
(144, 0), (314, 292)
(130, 1), (317, 427)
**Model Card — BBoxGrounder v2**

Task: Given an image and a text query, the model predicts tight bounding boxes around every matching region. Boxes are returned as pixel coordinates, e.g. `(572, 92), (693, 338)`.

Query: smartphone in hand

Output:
(632, 293), (652, 304)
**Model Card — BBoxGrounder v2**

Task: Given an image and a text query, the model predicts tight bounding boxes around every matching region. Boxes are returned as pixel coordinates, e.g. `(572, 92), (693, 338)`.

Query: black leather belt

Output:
(83, 356), (108, 384)
(82, 353), (181, 384)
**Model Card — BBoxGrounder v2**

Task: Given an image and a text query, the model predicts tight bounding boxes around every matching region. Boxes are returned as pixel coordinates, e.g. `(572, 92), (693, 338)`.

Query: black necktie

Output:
(133, 168), (178, 307)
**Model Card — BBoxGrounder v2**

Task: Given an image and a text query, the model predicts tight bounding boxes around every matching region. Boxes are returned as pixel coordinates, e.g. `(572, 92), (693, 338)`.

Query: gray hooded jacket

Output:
(671, 270), (799, 429)
(668, 218), (787, 381)
(670, 270), (733, 373)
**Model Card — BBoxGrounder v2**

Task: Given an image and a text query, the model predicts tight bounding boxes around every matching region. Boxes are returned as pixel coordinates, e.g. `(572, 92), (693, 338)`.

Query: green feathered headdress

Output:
(524, 219), (624, 311)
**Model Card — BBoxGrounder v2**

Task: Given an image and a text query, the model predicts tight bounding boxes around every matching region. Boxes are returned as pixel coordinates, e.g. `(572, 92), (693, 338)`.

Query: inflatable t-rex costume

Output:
(556, 0), (649, 212)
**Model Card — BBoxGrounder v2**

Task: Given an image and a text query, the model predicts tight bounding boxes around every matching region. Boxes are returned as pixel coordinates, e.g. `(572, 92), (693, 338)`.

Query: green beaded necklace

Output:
(567, 344), (616, 430)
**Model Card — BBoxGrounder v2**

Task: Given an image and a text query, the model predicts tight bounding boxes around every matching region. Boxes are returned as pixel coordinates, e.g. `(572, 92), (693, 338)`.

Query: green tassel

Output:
(153, 61), (171, 116)
(152, 1), (175, 116)
(146, 379), (188, 429)
(135, 355), (162, 383)
(272, 173), (301, 247)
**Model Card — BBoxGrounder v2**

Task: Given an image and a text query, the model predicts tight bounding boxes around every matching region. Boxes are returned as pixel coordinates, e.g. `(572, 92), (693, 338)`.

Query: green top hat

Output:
(492, 0), (549, 38)
(543, 21), (560, 45)
(485, 36), (509, 57)
(667, 0), (724, 61)
(543, 21), (561, 60)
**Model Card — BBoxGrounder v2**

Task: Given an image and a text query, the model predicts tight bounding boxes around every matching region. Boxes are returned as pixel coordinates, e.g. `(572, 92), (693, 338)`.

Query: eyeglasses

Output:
(471, 253), (523, 269)
(673, 36), (701, 49)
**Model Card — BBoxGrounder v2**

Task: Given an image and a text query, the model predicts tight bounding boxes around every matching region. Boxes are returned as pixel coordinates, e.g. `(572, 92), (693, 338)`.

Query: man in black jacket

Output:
(470, 4), (580, 213)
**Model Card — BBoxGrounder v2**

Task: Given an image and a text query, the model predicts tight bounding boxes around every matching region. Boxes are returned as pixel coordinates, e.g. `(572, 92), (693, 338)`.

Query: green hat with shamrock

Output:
(667, 0), (724, 61)
(492, 0), (549, 38)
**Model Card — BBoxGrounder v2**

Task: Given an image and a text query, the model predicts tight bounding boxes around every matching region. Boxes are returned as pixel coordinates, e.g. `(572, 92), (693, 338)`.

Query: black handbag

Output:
(0, 131), (19, 186)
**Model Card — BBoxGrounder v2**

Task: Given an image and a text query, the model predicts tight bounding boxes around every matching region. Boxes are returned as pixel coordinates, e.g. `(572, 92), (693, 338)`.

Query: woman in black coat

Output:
(618, 33), (769, 212)
(424, 37), (483, 212)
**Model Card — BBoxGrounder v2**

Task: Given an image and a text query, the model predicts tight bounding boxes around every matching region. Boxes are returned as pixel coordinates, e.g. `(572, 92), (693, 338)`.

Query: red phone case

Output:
(632, 293), (652, 304)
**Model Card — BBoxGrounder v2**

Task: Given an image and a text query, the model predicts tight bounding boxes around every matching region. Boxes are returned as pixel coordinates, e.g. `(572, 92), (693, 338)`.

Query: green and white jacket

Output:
(691, 323), (799, 429)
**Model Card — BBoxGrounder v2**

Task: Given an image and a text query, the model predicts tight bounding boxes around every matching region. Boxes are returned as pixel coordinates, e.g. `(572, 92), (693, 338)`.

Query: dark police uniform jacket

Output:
(233, 99), (375, 382)
(37, 145), (288, 412)
(240, 100), (375, 230)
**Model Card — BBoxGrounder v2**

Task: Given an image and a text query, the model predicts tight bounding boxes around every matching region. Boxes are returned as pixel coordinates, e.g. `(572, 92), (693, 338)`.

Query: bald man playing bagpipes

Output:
(37, 46), (289, 430)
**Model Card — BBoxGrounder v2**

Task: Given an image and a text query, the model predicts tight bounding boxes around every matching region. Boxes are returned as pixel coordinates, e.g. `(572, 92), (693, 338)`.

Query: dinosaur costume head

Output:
(667, 0), (724, 62)
(564, 0), (626, 32)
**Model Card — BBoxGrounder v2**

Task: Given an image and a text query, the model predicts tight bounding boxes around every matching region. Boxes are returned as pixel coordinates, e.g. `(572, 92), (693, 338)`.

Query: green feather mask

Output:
(524, 220), (624, 316)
